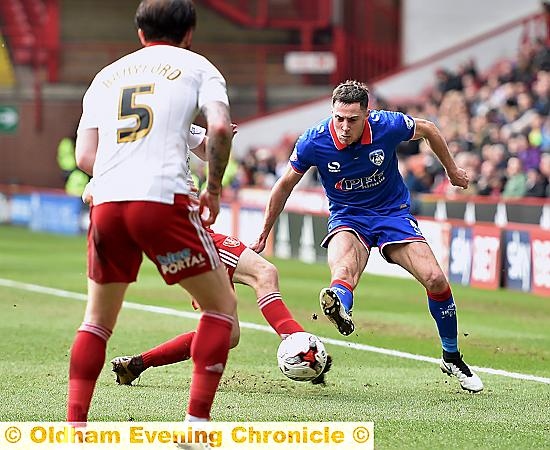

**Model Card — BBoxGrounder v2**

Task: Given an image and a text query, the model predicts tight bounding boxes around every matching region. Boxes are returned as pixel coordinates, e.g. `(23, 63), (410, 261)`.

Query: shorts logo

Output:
(222, 236), (241, 248)
(404, 115), (414, 129)
(157, 248), (206, 275)
(409, 219), (422, 236)
(328, 161), (341, 173)
(369, 149), (385, 166)
(290, 147), (298, 162)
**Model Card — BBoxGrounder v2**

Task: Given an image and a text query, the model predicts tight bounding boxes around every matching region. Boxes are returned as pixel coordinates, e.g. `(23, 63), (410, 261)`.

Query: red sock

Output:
(187, 311), (233, 419)
(258, 292), (304, 339)
(141, 332), (195, 368)
(67, 323), (111, 422)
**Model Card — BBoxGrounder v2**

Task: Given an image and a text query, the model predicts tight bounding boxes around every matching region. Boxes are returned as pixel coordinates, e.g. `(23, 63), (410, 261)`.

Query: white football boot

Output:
(440, 350), (484, 392)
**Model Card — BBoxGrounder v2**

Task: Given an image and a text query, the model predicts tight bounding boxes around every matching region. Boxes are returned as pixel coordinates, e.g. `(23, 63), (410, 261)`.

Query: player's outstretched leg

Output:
(319, 288), (354, 336)
(111, 331), (196, 385)
(440, 351), (483, 392)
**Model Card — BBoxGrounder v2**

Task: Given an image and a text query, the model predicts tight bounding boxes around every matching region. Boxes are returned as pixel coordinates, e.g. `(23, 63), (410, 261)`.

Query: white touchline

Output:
(1, 278), (549, 385)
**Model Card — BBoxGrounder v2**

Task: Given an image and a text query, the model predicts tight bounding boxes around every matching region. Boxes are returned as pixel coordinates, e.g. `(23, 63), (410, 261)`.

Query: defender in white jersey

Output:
(68, 0), (237, 424)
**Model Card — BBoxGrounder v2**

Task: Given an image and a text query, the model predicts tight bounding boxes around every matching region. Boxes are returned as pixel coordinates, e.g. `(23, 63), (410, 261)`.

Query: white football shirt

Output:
(78, 44), (228, 205)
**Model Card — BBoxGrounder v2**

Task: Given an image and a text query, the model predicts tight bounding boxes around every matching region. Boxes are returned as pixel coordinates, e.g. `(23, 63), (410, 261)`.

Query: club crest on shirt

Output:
(369, 149), (385, 166)
(222, 236), (241, 248)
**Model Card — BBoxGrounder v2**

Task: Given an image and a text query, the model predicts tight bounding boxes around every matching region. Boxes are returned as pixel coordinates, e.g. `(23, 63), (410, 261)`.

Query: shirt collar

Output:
(145, 41), (173, 47)
(329, 116), (373, 150)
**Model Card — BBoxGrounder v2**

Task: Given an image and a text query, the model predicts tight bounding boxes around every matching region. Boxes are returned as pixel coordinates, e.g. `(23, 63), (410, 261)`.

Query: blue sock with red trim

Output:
(330, 279), (354, 313)
(427, 287), (458, 353)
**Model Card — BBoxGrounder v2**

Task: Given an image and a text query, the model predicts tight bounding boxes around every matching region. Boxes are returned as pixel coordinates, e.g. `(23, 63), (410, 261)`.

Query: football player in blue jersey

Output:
(251, 80), (483, 392)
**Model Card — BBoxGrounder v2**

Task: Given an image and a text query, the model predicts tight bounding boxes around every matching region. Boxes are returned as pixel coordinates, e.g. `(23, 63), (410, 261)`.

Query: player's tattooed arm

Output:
(201, 101), (232, 195)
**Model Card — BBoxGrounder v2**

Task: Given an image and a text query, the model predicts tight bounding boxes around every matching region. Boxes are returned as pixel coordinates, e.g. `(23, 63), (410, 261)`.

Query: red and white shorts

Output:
(208, 231), (248, 280)
(88, 195), (220, 285)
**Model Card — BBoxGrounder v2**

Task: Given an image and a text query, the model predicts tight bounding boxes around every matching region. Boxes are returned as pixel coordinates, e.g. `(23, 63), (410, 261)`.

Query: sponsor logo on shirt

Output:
(157, 248), (206, 274)
(334, 170), (385, 191)
(327, 161), (341, 173)
(370, 111), (380, 122)
(369, 149), (385, 166)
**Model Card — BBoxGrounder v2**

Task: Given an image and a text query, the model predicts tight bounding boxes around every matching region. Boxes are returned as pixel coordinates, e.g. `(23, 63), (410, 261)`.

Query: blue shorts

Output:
(321, 212), (426, 263)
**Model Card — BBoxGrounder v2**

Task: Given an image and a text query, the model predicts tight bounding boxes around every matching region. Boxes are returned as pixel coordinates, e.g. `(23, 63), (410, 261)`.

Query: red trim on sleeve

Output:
(289, 162), (305, 174)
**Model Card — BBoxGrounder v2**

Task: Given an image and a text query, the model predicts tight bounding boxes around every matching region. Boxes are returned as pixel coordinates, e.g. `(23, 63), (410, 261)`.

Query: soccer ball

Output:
(277, 332), (327, 382)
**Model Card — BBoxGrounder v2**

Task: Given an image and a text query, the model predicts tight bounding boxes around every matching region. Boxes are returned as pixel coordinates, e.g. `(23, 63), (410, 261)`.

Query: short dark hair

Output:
(135, 0), (197, 45)
(332, 80), (370, 110)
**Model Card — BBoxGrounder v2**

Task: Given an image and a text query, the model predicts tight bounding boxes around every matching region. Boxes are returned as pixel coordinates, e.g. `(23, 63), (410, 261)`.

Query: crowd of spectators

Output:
(395, 37), (550, 201)
(193, 37), (550, 202)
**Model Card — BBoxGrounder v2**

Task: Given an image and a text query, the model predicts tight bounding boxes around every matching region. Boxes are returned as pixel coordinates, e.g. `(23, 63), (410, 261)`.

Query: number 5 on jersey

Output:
(117, 84), (154, 143)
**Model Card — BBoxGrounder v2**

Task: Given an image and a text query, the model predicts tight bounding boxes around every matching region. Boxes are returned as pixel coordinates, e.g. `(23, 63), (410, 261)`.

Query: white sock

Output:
(185, 413), (209, 422)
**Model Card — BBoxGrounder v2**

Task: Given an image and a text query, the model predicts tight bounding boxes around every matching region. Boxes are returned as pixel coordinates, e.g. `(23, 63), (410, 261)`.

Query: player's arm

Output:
(191, 123), (238, 161)
(411, 117), (469, 189)
(199, 101), (232, 225)
(75, 128), (98, 176)
(250, 165), (303, 253)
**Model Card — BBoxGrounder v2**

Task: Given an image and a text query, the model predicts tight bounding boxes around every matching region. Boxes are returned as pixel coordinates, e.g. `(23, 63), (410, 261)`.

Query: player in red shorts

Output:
(109, 125), (332, 386)
(111, 229), (332, 385)
(69, 0), (237, 423)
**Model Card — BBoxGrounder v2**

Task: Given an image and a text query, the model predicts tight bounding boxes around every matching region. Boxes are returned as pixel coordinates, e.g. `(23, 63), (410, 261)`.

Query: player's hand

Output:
(81, 180), (94, 205)
(448, 167), (469, 189)
(250, 234), (267, 253)
(199, 189), (220, 226)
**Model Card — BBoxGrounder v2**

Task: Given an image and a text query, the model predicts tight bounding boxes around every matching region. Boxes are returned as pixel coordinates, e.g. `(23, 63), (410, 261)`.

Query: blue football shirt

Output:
(290, 109), (416, 217)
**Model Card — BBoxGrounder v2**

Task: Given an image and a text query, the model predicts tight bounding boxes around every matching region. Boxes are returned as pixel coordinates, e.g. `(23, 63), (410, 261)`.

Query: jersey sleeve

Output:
(386, 110), (416, 142)
(78, 79), (102, 131)
(197, 58), (229, 108)
(289, 132), (313, 174)
(188, 124), (206, 150)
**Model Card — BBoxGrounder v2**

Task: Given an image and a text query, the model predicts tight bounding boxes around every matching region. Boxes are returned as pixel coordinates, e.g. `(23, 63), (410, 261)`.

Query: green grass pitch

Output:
(0, 225), (549, 449)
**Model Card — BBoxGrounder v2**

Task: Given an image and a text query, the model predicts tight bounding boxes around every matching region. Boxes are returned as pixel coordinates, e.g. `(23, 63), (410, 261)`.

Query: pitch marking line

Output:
(1, 278), (549, 385)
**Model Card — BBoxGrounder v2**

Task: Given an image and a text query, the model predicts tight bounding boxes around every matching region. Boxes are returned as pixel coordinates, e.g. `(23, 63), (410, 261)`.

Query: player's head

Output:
(135, 0), (196, 47)
(332, 80), (370, 110)
(331, 80), (369, 146)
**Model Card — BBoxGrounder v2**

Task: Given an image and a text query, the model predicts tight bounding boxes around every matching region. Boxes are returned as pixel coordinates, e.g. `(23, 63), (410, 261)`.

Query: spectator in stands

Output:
(57, 133), (76, 182)
(510, 132), (541, 172)
(476, 160), (505, 197)
(539, 153), (550, 196)
(56, 129), (90, 197)
(525, 167), (549, 197)
(532, 70), (550, 115)
(502, 157), (527, 198)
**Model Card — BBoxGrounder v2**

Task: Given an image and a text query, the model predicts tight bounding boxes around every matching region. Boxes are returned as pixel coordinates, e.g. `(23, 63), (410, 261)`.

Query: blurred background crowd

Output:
(195, 37), (550, 202)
